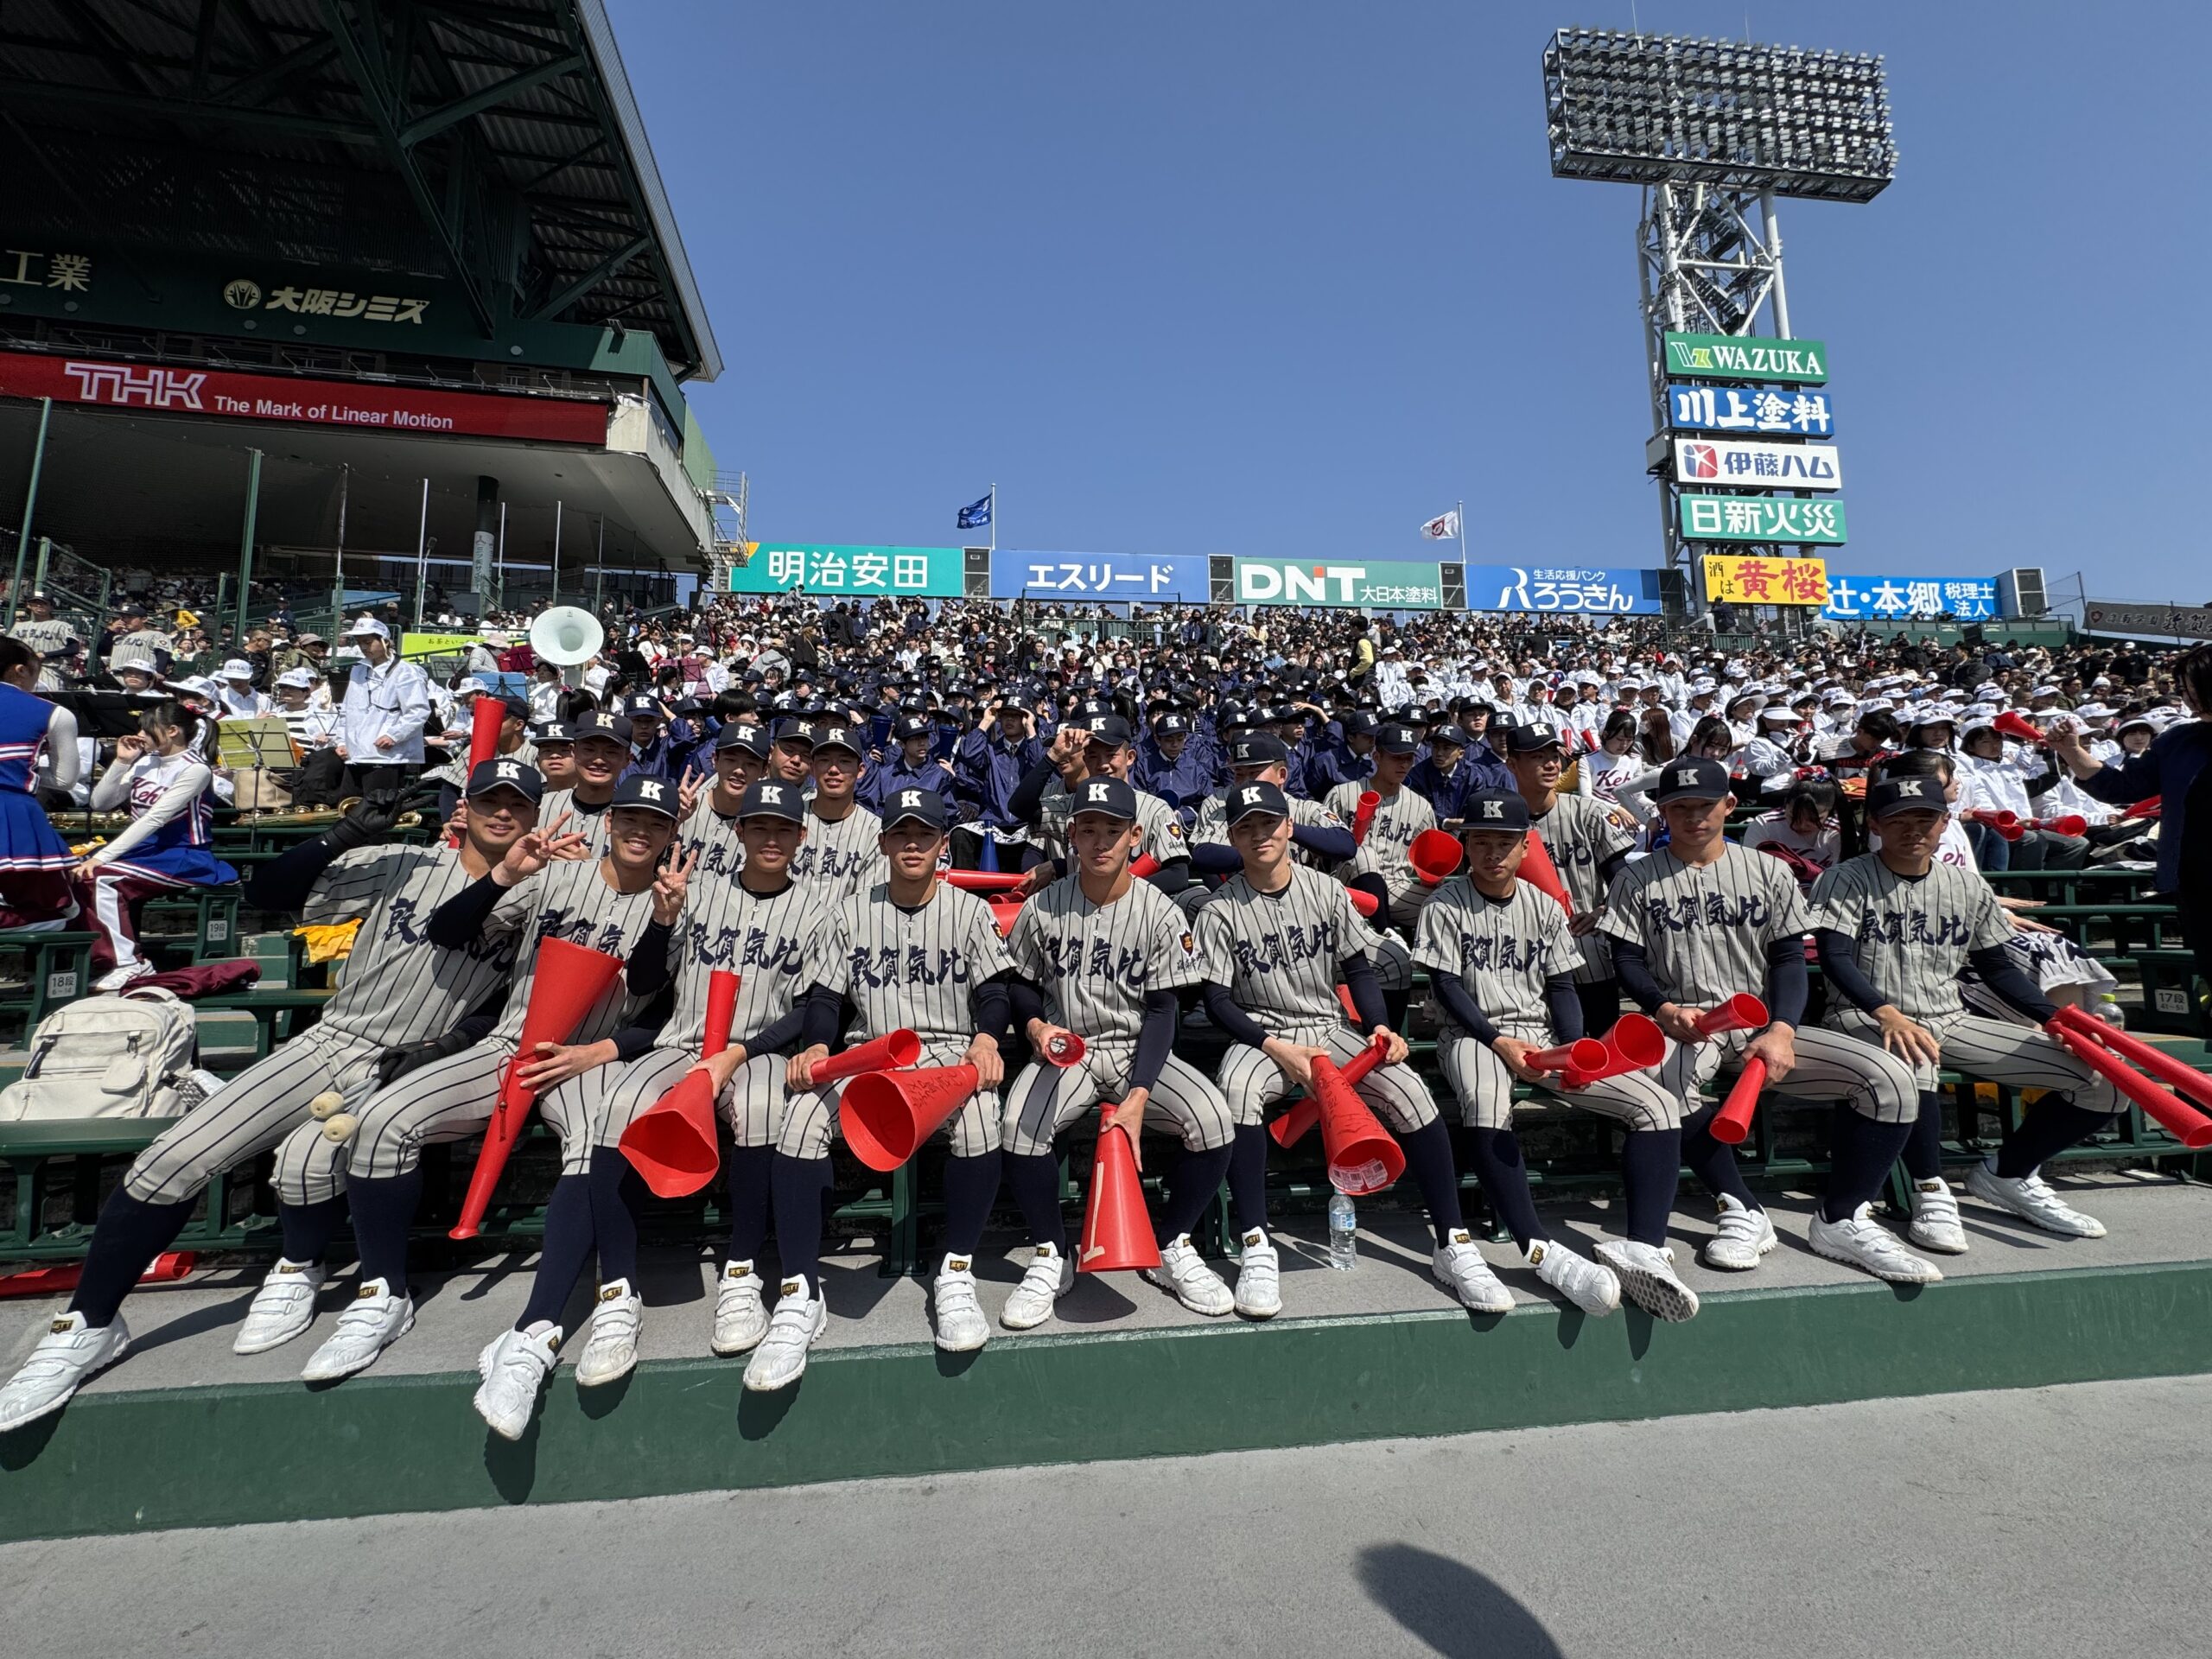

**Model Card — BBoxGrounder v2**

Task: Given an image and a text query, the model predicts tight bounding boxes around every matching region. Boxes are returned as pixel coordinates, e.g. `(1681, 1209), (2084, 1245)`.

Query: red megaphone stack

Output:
(1268, 1034), (1403, 1195)
(620, 969), (741, 1198)
(1561, 1013), (1666, 1089)
(1519, 830), (1572, 915)
(1408, 828), (1464, 887)
(452, 937), (624, 1239)
(842, 1065), (981, 1172)
(1993, 710), (2045, 745)
(1352, 791), (1380, 847)
(1079, 1104), (1160, 1272)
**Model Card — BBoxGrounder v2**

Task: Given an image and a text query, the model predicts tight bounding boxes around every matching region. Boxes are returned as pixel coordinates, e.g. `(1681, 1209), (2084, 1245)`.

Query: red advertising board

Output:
(0, 349), (609, 445)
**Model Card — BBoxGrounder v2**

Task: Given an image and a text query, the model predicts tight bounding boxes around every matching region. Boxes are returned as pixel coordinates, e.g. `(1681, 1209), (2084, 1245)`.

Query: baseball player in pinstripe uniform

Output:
(1324, 721), (1434, 930)
(1192, 782), (1515, 1317)
(529, 721), (577, 793)
(1812, 776), (2124, 1258)
(997, 777), (1242, 1328)
(0, 763), (543, 1427)
(535, 710), (632, 858)
(1415, 791), (1683, 1317)
(1503, 722), (1638, 1035)
(745, 785), (1016, 1390)
(679, 721), (772, 882)
(1600, 757), (1936, 1284)
(1188, 736), (1356, 885)
(276, 774), (682, 1384)
(785, 725), (887, 903)
(1014, 714), (1189, 894)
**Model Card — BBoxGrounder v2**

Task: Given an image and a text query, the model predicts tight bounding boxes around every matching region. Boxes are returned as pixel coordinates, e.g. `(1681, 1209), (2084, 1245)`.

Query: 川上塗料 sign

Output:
(990, 550), (1209, 602)
(1672, 437), (1841, 491)
(1666, 382), (1834, 435)
(1463, 564), (1662, 614)
(728, 543), (965, 597)
(1702, 555), (1830, 607)
(1680, 495), (1847, 545)
(1662, 332), (1829, 385)
(1823, 575), (1998, 623)
(1233, 559), (1443, 609)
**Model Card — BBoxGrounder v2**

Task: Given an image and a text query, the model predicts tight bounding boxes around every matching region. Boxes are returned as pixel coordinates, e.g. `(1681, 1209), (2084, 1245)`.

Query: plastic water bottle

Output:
(2095, 994), (2126, 1030)
(1327, 1192), (1357, 1271)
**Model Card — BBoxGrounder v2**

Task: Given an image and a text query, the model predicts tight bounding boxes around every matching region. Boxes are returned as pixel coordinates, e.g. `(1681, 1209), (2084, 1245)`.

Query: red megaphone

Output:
(805, 1028), (923, 1089)
(1693, 995), (1768, 1038)
(619, 970), (741, 1198)
(841, 1064), (981, 1172)
(2051, 1006), (2212, 1121)
(1352, 791), (1380, 847)
(450, 695), (510, 845)
(452, 938), (624, 1239)
(943, 869), (1027, 892)
(2046, 1012), (2212, 1148)
(1408, 828), (1464, 887)
(1267, 1034), (1403, 1195)
(1046, 1029), (1086, 1066)
(1562, 1013), (1665, 1088)
(1963, 810), (2025, 842)
(989, 898), (1022, 937)
(1525, 1038), (1608, 1077)
(1519, 830), (1573, 915)
(2025, 814), (2087, 836)
(1078, 1105), (1160, 1272)
(1708, 1058), (1768, 1146)
(1271, 1032), (1392, 1149)
(1346, 887), (1382, 919)
(0, 1250), (197, 1300)
(1130, 852), (1161, 879)
(1993, 710), (2045, 745)
(2121, 796), (2161, 821)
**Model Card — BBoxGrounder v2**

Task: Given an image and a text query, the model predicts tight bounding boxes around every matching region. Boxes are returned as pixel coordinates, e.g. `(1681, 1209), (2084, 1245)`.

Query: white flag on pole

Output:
(1419, 509), (1461, 541)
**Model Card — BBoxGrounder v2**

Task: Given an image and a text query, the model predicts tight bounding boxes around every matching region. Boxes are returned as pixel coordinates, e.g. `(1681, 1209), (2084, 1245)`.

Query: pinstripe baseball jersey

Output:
(1036, 778), (1185, 868)
(663, 875), (840, 1049)
(1808, 855), (2012, 1020)
(1531, 792), (1638, 983)
(1007, 874), (1203, 1047)
(480, 858), (672, 1047)
(1598, 843), (1812, 1001)
(679, 801), (747, 879)
(1190, 788), (1347, 865)
(1414, 875), (1582, 1040)
(298, 843), (520, 1047)
(1323, 779), (1433, 901)
(537, 788), (614, 857)
(1191, 864), (1384, 1038)
(819, 881), (1014, 1045)
(786, 800), (887, 903)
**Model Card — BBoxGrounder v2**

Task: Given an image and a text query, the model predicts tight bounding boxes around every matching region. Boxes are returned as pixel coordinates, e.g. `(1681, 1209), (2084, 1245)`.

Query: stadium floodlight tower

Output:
(1541, 29), (1897, 603)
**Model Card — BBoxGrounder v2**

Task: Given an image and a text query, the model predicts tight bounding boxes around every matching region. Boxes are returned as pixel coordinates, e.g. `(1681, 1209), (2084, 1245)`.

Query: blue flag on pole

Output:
(957, 491), (993, 531)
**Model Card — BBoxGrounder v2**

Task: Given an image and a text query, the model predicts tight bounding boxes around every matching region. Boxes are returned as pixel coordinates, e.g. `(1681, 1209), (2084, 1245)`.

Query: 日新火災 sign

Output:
(1463, 564), (1662, 614)
(990, 550), (1209, 602)
(1680, 494), (1847, 545)
(1662, 332), (1829, 385)
(1822, 575), (1999, 622)
(1702, 554), (1830, 607)
(728, 543), (966, 597)
(1666, 382), (1835, 435)
(1672, 437), (1841, 490)
(1233, 559), (1442, 609)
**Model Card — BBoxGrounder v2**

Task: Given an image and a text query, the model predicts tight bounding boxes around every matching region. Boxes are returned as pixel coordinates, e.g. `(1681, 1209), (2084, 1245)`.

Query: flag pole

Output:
(989, 481), (996, 553)
(1457, 499), (1466, 567)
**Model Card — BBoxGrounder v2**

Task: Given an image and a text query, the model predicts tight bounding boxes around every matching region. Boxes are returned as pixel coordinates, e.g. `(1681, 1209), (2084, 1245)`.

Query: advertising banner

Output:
(1822, 575), (1999, 622)
(1672, 437), (1841, 491)
(1464, 564), (1662, 614)
(1233, 558), (1442, 609)
(991, 549), (1210, 601)
(1702, 554), (1831, 607)
(1666, 382), (1835, 435)
(1662, 331), (1829, 385)
(0, 349), (610, 444)
(2082, 601), (2212, 641)
(728, 543), (965, 597)
(1680, 494), (1847, 545)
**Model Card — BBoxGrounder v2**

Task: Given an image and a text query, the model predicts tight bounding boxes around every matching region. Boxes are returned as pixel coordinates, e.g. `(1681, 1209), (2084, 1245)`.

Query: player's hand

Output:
(1013, 861), (1054, 898)
(651, 843), (698, 925)
(699, 1043), (749, 1092)
(113, 732), (150, 763)
(676, 766), (707, 822)
(1654, 1002), (1706, 1045)
(1262, 1038), (1328, 1089)
(514, 1038), (617, 1091)
(1874, 1007), (1942, 1069)
(493, 811), (586, 885)
(1744, 1023), (1797, 1084)
(68, 857), (101, 883)
(1103, 1086), (1150, 1169)
(443, 802), (469, 843)
(1567, 909), (1604, 938)
(787, 1044), (830, 1091)
(2010, 915), (2060, 935)
(1370, 1026), (1410, 1066)
(963, 1033), (1004, 1092)
(1490, 1035), (1548, 1086)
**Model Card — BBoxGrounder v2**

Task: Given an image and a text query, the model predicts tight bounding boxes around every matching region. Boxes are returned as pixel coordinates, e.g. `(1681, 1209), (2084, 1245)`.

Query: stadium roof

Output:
(0, 0), (721, 382)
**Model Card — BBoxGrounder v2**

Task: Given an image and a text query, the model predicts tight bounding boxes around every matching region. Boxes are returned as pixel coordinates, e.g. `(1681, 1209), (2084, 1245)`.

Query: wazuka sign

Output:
(1232, 558), (1444, 609)
(1662, 332), (1829, 385)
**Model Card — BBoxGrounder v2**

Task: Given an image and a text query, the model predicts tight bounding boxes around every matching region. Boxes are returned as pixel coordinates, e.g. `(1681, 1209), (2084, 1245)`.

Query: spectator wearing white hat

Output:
(216, 659), (270, 720)
(335, 616), (430, 795)
(273, 666), (337, 755)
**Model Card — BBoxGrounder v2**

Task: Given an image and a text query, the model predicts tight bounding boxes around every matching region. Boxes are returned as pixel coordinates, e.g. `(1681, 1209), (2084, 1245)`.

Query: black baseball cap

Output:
(714, 722), (770, 758)
(1460, 790), (1531, 834)
(1153, 712), (1191, 737)
(879, 785), (950, 832)
(1651, 756), (1732, 804)
(1070, 776), (1138, 823)
(738, 780), (805, 823)
(1341, 710), (1378, 738)
(1502, 722), (1565, 755)
(895, 713), (933, 741)
(1227, 780), (1290, 825)
(531, 720), (575, 747)
(769, 715), (814, 747)
(1866, 775), (1948, 818)
(574, 710), (632, 747)
(1230, 734), (1289, 767)
(1376, 722), (1421, 755)
(811, 724), (863, 758)
(1431, 723), (1472, 750)
(610, 773), (677, 819)
(1085, 714), (1135, 748)
(623, 695), (663, 721)
(465, 758), (545, 803)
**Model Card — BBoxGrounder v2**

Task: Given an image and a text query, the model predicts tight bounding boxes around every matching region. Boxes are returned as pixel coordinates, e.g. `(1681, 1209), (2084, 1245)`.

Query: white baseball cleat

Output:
(1808, 1205), (1944, 1284)
(1701, 1194), (1777, 1271)
(474, 1322), (562, 1441)
(0, 1313), (130, 1428)
(1594, 1239), (1700, 1322)
(931, 1255), (989, 1353)
(1432, 1229), (1516, 1313)
(742, 1276), (826, 1392)
(1143, 1234), (1235, 1317)
(711, 1260), (769, 1356)
(232, 1257), (329, 1355)
(1233, 1228), (1282, 1319)
(299, 1278), (415, 1382)
(1529, 1238), (1620, 1316)
(574, 1279), (643, 1386)
(1907, 1177), (1968, 1254)
(1966, 1160), (2107, 1239)
(999, 1243), (1074, 1331)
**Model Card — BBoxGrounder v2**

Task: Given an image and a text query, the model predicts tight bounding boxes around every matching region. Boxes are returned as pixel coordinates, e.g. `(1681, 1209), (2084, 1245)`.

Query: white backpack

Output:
(0, 988), (201, 1122)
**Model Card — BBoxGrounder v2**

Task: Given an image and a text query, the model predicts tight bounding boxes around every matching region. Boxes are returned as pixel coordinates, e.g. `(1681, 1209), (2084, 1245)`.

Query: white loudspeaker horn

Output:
(530, 606), (604, 687)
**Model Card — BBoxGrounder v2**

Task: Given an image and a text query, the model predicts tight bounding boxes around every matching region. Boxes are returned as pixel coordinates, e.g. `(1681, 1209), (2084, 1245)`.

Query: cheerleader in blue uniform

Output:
(0, 639), (81, 929)
(71, 701), (238, 989)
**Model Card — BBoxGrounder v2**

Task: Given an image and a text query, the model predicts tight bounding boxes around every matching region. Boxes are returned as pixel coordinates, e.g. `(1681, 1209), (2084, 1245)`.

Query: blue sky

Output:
(612, 1), (2208, 601)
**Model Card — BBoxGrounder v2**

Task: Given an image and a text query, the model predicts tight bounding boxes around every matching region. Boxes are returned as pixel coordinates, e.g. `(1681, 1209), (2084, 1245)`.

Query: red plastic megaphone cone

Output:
(2046, 1017), (2212, 1148)
(2028, 813), (2087, 836)
(1079, 1106), (1160, 1272)
(989, 899), (1022, 937)
(1519, 830), (1573, 916)
(807, 1028), (923, 1088)
(1409, 828), (1464, 887)
(1993, 710), (2046, 745)
(842, 1064), (981, 1172)
(453, 937), (623, 1239)
(1272, 1033), (1392, 1148)
(1352, 791), (1381, 847)
(1346, 887), (1382, 919)
(1693, 994), (1768, 1038)
(617, 969), (741, 1197)
(1045, 1030), (1086, 1067)
(1527, 1038), (1608, 1077)
(449, 696), (511, 846)
(1709, 1058), (1768, 1145)
(1130, 852), (1161, 879)
(944, 868), (1027, 892)
(1561, 1013), (1666, 1089)
(1308, 1054), (1404, 1195)
(1964, 810), (2024, 842)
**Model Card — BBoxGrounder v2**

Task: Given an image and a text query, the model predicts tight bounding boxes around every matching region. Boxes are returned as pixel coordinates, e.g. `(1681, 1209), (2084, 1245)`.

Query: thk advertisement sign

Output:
(1672, 437), (1842, 491)
(991, 550), (1209, 601)
(1666, 382), (1835, 435)
(1680, 494), (1847, 545)
(1662, 332), (1829, 385)
(1233, 558), (1442, 609)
